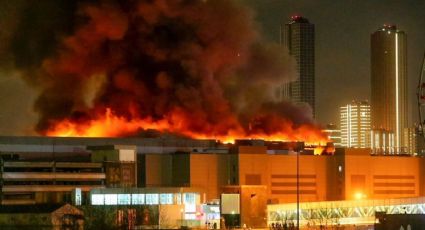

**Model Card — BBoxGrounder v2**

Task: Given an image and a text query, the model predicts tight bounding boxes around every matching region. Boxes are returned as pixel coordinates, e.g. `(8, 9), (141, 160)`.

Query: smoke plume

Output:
(10, 0), (324, 142)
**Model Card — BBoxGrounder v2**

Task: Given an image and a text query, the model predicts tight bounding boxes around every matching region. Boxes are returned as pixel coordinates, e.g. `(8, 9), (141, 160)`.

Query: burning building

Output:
(6, 0), (329, 146)
(0, 136), (424, 228)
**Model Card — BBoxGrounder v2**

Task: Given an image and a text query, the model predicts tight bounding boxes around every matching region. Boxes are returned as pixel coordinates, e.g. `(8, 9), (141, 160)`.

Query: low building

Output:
(89, 187), (203, 229)
(1, 161), (105, 205)
(1, 136), (425, 229)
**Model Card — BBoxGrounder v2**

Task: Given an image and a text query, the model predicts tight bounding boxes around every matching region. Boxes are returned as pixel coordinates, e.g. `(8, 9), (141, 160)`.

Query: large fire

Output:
(24, 0), (332, 154)
(46, 107), (329, 146)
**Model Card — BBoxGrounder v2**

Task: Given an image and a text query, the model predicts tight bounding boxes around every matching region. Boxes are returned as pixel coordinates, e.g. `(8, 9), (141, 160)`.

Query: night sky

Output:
(245, 0), (425, 126)
(0, 0), (424, 135)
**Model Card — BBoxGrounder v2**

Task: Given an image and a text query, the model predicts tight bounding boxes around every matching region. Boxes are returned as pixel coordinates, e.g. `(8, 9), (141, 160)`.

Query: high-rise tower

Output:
(371, 24), (408, 154)
(340, 100), (371, 148)
(280, 15), (315, 117)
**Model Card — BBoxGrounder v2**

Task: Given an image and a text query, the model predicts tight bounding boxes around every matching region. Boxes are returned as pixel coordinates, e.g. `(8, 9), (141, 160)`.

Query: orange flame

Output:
(46, 108), (329, 146)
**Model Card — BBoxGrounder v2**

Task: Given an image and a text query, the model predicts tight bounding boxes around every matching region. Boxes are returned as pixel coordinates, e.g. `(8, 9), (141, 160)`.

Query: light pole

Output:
(296, 150), (300, 230)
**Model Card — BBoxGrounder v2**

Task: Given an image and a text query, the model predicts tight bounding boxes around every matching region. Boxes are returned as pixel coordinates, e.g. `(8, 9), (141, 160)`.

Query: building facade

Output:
(2, 136), (425, 228)
(280, 15), (315, 116)
(371, 128), (395, 154)
(371, 24), (408, 154)
(322, 123), (342, 147)
(340, 100), (371, 148)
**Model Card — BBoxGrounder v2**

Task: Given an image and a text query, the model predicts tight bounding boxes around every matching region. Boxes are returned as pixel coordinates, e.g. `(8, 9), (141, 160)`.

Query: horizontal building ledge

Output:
(3, 161), (103, 168)
(1, 199), (36, 205)
(2, 172), (106, 180)
(3, 185), (105, 192)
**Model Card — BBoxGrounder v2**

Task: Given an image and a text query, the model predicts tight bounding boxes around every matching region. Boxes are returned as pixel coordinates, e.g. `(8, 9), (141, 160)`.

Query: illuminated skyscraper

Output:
(371, 25), (408, 154)
(280, 15), (315, 116)
(340, 100), (371, 148)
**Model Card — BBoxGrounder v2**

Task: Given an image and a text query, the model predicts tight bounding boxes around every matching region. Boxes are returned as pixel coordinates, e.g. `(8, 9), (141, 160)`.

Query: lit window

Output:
(91, 194), (104, 205)
(105, 194), (118, 205)
(183, 193), (196, 204)
(160, 193), (173, 204)
(118, 194), (131, 205)
(185, 203), (196, 212)
(132, 194), (145, 205)
(146, 194), (159, 205)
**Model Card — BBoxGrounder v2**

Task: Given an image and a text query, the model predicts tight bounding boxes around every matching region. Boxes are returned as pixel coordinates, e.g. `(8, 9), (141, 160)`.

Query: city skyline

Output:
(246, 0), (425, 127)
(0, 1), (424, 228)
(0, 1), (423, 138)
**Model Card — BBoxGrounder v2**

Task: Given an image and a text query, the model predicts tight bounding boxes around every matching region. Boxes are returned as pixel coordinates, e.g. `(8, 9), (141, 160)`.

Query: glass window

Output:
(118, 194), (131, 205)
(145, 194), (159, 205)
(183, 193), (196, 204)
(160, 193), (173, 204)
(185, 203), (196, 212)
(91, 194), (104, 205)
(105, 194), (118, 205)
(131, 194), (145, 205)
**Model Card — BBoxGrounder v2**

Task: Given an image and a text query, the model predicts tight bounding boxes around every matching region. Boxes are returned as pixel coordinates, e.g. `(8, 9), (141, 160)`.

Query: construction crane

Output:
(417, 52), (425, 135)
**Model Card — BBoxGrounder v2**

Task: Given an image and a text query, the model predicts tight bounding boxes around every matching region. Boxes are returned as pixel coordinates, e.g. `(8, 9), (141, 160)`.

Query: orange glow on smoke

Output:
(46, 108), (330, 147)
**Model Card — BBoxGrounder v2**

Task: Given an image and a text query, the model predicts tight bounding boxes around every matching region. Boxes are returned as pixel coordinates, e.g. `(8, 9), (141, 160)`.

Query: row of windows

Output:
(91, 193), (197, 206)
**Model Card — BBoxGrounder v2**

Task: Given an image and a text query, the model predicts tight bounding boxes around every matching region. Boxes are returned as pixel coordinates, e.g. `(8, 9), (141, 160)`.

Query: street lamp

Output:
(296, 150), (300, 230)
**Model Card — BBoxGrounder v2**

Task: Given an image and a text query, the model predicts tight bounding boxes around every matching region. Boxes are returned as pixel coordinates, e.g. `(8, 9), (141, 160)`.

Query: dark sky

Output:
(246, 0), (425, 126)
(0, 0), (424, 135)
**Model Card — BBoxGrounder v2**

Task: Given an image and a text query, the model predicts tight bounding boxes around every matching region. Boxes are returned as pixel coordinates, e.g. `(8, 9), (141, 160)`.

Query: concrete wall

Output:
(344, 148), (421, 200)
(238, 153), (330, 203)
(145, 154), (172, 186)
(190, 154), (218, 201)
(239, 186), (267, 228)
(236, 148), (424, 203)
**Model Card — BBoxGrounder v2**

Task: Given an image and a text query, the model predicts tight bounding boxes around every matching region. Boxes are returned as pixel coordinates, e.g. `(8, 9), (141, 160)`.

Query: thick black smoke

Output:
(5, 0), (323, 140)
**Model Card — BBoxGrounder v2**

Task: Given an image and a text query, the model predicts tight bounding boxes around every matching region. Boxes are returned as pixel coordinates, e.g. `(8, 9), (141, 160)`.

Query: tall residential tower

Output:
(371, 25), (408, 154)
(280, 15), (315, 116)
(340, 100), (371, 148)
